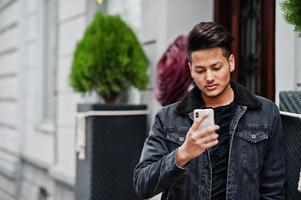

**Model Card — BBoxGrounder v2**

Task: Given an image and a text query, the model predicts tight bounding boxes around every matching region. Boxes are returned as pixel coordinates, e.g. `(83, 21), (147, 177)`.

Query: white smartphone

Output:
(193, 109), (214, 130)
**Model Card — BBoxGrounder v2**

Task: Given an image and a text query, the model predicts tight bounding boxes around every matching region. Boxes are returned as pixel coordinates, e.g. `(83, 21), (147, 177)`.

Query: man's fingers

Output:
(196, 133), (218, 146)
(203, 133), (219, 143)
(191, 112), (209, 131)
(192, 125), (220, 138)
(203, 125), (220, 134)
(203, 139), (219, 149)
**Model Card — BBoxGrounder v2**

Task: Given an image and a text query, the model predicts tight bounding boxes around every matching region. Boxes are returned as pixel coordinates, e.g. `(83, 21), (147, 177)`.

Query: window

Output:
(39, 0), (57, 129)
(214, 0), (275, 100)
(239, 0), (260, 94)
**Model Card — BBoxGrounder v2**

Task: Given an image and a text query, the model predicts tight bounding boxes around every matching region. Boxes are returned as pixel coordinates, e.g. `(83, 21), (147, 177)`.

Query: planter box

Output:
(279, 91), (301, 199)
(75, 104), (147, 200)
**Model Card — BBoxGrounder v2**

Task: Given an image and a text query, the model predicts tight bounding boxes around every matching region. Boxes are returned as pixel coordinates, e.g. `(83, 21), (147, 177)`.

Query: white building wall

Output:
(52, 0), (87, 185)
(0, 0), (91, 199)
(0, 0), (23, 199)
(17, 0), (98, 198)
(275, 0), (301, 104)
(0, 0), (20, 155)
(295, 37), (301, 88)
(17, 0), (56, 198)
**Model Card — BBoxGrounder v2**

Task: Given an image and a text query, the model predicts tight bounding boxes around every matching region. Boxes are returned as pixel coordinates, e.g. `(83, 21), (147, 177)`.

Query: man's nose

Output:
(205, 70), (214, 82)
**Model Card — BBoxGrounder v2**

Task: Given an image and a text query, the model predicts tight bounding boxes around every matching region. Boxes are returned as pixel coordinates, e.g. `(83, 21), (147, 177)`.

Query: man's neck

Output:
(202, 85), (234, 108)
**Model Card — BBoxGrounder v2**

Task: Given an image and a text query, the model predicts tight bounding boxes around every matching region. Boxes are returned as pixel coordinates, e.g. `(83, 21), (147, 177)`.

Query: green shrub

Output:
(69, 11), (149, 103)
(281, 0), (301, 36)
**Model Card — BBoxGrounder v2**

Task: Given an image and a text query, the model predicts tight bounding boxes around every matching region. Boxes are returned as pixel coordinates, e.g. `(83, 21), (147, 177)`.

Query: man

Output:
(133, 22), (285, 200)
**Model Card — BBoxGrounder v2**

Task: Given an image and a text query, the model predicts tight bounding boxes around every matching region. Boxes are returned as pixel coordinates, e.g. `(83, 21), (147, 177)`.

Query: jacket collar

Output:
(176, 80), (262, 116)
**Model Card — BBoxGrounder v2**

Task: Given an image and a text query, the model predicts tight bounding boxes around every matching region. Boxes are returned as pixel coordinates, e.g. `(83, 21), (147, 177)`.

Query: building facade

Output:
(0, 0), (299, 199)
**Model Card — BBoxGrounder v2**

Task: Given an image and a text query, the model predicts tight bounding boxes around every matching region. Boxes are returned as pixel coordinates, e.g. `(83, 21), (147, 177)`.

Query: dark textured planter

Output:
(279, 91), (301, 199)
(75, 104), (147, 200)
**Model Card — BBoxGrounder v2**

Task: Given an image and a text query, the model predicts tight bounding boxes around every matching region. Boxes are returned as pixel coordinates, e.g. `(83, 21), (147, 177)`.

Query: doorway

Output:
(214, 0), (275, 100)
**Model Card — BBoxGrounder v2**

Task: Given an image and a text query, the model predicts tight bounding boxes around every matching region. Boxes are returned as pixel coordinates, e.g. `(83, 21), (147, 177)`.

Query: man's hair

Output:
(187, 22), (234, 61)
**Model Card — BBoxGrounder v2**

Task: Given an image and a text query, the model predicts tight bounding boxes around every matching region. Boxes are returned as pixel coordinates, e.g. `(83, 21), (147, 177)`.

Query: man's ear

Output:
(188, 62), (193, 76)
(229, 54), (235, 72)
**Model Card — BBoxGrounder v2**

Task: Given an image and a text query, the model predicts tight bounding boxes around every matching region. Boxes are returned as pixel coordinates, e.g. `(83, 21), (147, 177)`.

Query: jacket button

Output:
(179, 137), (184, 142)
(251, 135), (256, 139)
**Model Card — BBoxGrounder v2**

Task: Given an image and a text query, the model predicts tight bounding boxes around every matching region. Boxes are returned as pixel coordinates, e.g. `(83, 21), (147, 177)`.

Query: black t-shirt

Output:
(209, 101), (237, 199)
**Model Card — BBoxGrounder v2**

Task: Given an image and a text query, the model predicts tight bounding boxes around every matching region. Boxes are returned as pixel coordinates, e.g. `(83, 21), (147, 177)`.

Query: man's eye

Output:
(194, 67), (205, 73)
(195, 69), (205, 73)
(213, 66), (221, 70)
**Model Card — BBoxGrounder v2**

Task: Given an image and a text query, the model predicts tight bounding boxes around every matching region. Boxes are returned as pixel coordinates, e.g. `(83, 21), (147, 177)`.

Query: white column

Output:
(275, 0), (296, 104)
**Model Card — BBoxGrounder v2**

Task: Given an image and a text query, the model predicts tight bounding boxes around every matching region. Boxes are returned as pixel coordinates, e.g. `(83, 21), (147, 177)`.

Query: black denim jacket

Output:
(133, 81), (286, 200)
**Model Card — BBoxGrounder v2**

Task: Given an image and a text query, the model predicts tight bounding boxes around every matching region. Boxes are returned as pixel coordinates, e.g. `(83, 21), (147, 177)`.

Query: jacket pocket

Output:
(235, 128), (269, 173)
(166, 127), (188, 150)
(236, 130), (268, 143)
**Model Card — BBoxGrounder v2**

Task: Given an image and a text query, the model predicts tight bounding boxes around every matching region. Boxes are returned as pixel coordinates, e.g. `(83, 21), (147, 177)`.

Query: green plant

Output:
(281, 0), (301, 36)
(70, 11), (149, 103)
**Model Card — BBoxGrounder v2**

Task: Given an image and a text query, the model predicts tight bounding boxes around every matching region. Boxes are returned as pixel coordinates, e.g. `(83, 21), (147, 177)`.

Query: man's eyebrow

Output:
(193, 61), (222, 68)
(194, 65), (205, 68)
(209, 61), (223, 67)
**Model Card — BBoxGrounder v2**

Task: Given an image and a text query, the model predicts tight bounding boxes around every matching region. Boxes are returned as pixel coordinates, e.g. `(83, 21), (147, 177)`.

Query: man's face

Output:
(188, 47), (235, 101)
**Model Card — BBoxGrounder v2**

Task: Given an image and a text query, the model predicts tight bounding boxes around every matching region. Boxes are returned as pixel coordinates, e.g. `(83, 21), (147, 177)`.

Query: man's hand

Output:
(176, 112), (219, 168)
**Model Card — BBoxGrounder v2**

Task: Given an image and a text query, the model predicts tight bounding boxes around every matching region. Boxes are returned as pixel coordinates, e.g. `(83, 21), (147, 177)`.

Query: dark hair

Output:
(187, 22), (234, 61)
